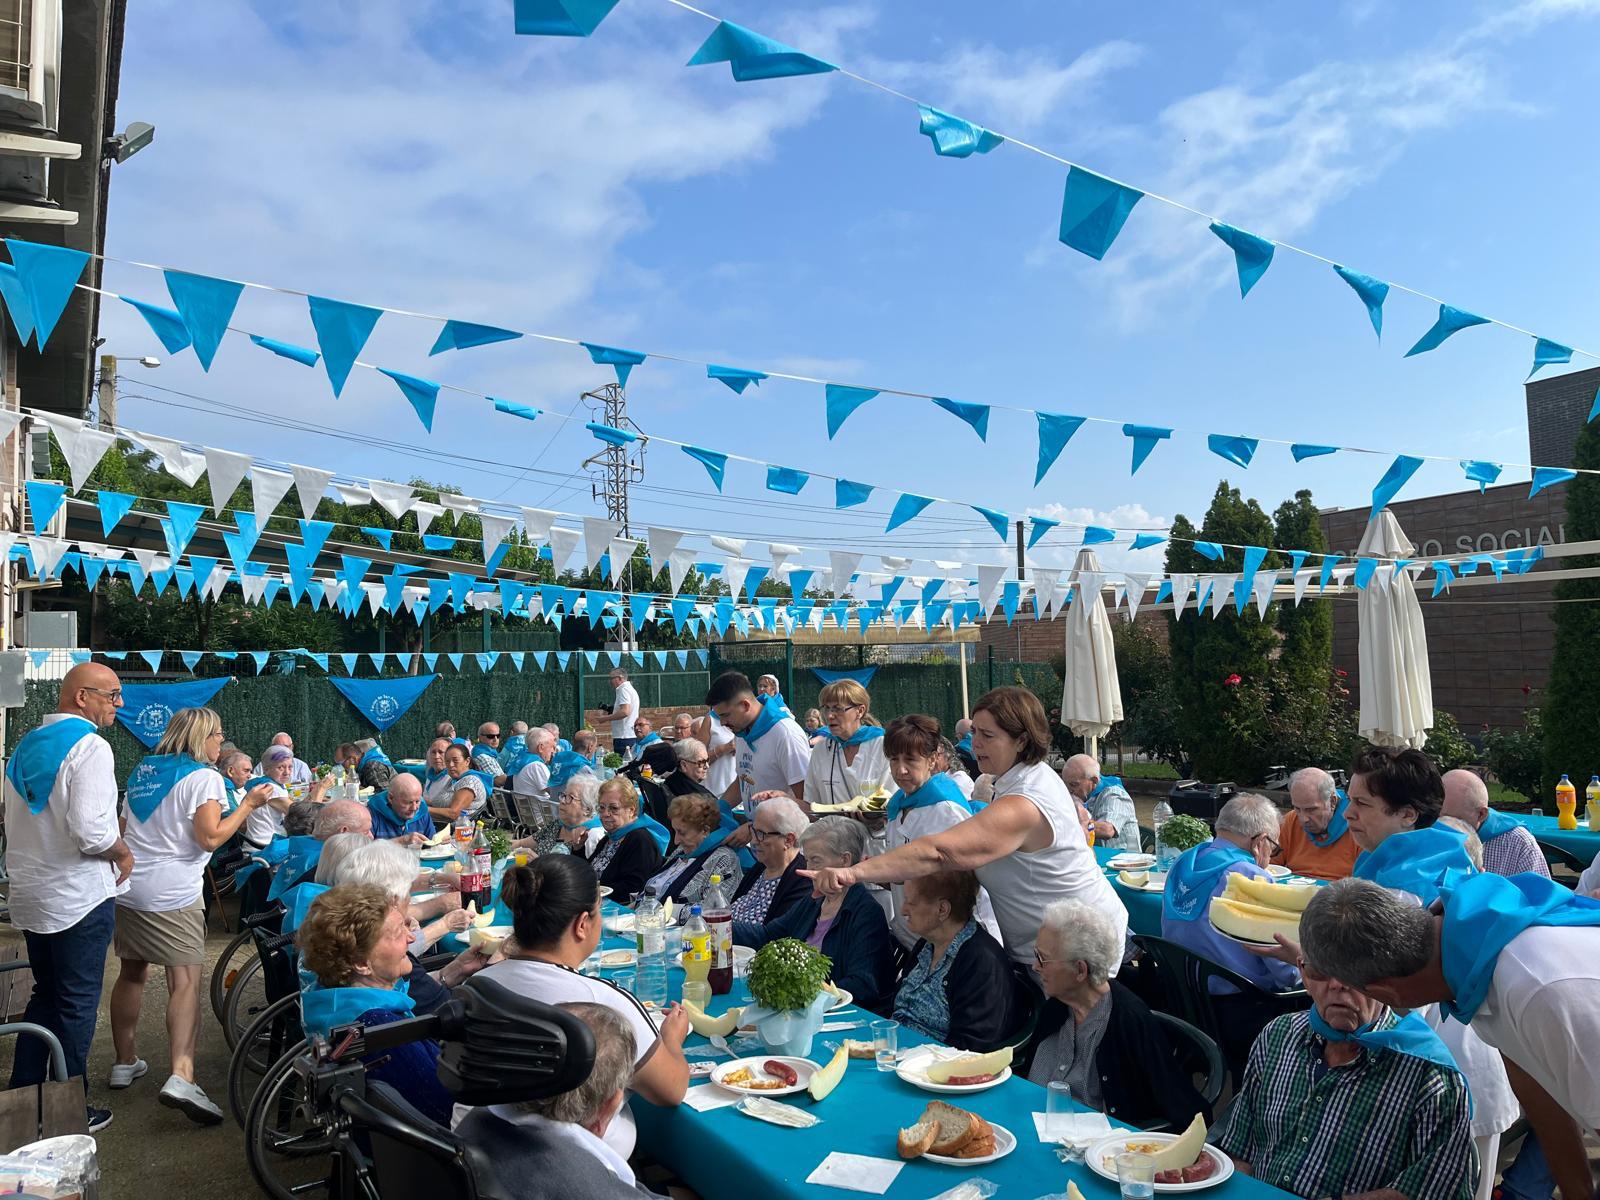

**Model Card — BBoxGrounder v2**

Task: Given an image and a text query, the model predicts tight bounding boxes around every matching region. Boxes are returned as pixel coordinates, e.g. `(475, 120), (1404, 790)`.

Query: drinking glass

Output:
(1045, 1080), (1073, 1138)
(871, 1019), (898, 1072)
(682, 980), (710, 1010)
(1115, 1153), (1155, 1200)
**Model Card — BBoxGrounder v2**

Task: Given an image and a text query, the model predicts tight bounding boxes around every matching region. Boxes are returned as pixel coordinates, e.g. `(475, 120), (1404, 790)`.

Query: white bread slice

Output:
(897, 1120), (936, 1159)
(925, 1101), (981, 1156)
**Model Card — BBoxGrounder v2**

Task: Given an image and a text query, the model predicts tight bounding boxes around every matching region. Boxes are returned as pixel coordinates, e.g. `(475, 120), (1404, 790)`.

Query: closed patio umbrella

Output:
(1357, 510), (1433, 749)
(1060, 548), (1123, 756)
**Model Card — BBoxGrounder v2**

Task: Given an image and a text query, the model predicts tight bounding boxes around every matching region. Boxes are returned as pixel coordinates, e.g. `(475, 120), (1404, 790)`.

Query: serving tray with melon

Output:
(1207, 873), (1316, 946)
(1085, 1114), (1235, 1191)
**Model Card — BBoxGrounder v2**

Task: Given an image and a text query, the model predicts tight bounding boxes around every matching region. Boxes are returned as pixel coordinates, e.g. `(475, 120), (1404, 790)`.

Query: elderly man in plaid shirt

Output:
(1211, 951), (1475, 1200)
(1440, 770), (1550, 880)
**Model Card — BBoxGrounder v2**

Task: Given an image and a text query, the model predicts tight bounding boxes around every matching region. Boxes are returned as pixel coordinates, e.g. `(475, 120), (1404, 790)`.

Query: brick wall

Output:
(1527, 364), (1600, 470)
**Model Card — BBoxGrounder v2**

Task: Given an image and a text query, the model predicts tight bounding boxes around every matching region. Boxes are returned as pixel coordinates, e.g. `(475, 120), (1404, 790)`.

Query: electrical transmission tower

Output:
(581, 382), (645, 537)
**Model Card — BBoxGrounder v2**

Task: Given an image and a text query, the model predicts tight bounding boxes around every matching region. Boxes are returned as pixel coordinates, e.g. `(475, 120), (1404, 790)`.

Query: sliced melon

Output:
(1225, 873), (1318, 913)
(1066, 1184), (1087, 1200)
(684, 1000), (743, 1038)
(926, 1045), (1012, 1084)
(1209, 896), (1301, 944)
(808, 1042), (848, 1102)
(1149, 1113), (1207, 1172)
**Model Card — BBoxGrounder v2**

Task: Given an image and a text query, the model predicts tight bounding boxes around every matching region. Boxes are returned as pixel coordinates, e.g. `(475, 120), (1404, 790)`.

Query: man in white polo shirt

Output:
(706, 670), (810, 814)
(4, 663), (136, 1133)
(594, 668), (639, 759)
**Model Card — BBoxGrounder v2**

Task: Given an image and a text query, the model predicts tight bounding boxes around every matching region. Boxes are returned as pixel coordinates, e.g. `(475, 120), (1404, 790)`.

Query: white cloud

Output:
(1021, 502), (1172, 574)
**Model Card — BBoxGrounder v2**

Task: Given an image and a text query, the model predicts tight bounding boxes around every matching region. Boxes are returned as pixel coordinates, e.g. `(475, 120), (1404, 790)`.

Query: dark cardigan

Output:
(729, 852), (810, 927)
(897, 924), (1021, 1053)
(588, 828), (663, 906)
(1017, 981), (1210, 1131)
(734, 883), (896, 1016)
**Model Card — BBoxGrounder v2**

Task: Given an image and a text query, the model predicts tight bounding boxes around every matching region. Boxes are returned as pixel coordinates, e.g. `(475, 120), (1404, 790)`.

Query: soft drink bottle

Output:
(1556, 774), (1578, 831)
(702, 874), (733, 996)
(1586, 776), (1600, 833)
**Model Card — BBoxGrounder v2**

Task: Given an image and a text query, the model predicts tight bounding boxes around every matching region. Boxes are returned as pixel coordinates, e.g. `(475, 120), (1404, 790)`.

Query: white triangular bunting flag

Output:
(722, 557), (751, 601)
(1124, 572), (1152, 620)
(130, 547), (159, 576)
(1253, 569), (1279, 618)
(412, 500), (444, 536)
(522, 508), (558, 546)
(1075, 572), (1103, 609)
(582, 517), (621, 570)
(1030, 568), (1061, 615)
(479, 512), (515, 561)
(132, 430), (207, 486)
(250, 466), (294, 520)
(711, 535), (745, 557)
(769, 543), (801, 575)
(36, 413), (117, 492)
(548, 526), (582, 573)
(320, 578), (344, 607)
(290, 465), (334, 520)
(441, 494), (479, 515)
(1169, 573), (1194, 616)
(28, 537), (69, 576)
(367, 480), (413, 520)
(201, 447), (251, 515)
(204, 564), (231, 601)
(239, 573), (267, 604)
(335, 483), (372, 507)
(829, 551), (863, 592)
(1293, 567), (1315, 606)
(0, 409), (24, 445)
(363, 583), (385, 617)
(668, 547), (695, 593)
(880, 555), (911, 572)
(976, 563), (1008, 616)
(607, 538), (638, 582)
(1211, 573), (1238, 617)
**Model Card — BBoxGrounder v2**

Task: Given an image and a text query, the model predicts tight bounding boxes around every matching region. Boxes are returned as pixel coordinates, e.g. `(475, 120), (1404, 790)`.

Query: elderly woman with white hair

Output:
(734, 816), (896, 1014)
(728, 797), (811, 926)
(1019, 899), (1208, 1130)
(552, 771), (605, 858)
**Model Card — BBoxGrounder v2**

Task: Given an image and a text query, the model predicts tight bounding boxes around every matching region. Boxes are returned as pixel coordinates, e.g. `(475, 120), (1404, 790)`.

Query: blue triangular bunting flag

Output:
(917, 106), (1003, 158)
(1193, 541), (1224, 561)
(492, 399), (540, 421)
(973, 506), (1009, 541)
(1371, 455), (1425, 517)
(1291, 444), (1339, 462)
(430, 319), (522, 355)
(1027, 517), (1059, 550)
(1528, 338), (1573, 379)
(835, 479), (873, 508)
(824, 385), (878, 439)
(248, 334), (320, 366)
(378, 368), (441, 431)
(766, 466), (808, 494)
(1035, 412), (1085, 484)
(1207, 433), (1259, 468)
(1461, 460), (1502, 493)
(514, 0), (622, 36)
(121, 296), (192, 354)
(308, 295), (383, 396)
(1082, 526), (1115, 546)
(932, 397), (990, 441)
(1209, 222), (1274, 297)
(708, 364), (768, 393)
(139, 650), (162, 673)
(1404, 304), (1489, 357)
(329, 673), (438, 731)
(165, 500), (205, 558)
(1131, 533), (1166, 551)
(580, 342), (646, 387)
(25, 480), (66, 532)
(682, 444), (728, 490)
(886, 493), (935, 532)
(180, 651), (202, 672)
(8, 241), (89, 350)
(249, 651), (269, 673)
(1530, 466), (1576, 498)
(363, 526), (394, 550)
(686, 20), (836, 81)
(299, 519), (335, 560)
(587, 421), (638, 447)
(1333, 266), (1388, 337)
(1124, 424), (1172, 474)
(163, 270), (243, 371)
(1058, 167), (1143, 261)
(0, 262), (34, 344)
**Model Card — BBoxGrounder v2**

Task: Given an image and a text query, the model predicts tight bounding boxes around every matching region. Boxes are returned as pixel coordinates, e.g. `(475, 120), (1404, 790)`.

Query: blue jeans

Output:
(1499, 1132), (1555, 1200)
(9, 898), (117, 1091)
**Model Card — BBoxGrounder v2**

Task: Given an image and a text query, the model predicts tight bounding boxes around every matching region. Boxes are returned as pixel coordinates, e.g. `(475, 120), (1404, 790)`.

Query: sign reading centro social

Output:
(1416, 523), (1565, 559)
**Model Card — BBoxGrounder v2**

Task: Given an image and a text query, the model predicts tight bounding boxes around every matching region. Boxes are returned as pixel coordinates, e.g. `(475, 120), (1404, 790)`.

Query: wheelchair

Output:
(245, 975), (595, 1200)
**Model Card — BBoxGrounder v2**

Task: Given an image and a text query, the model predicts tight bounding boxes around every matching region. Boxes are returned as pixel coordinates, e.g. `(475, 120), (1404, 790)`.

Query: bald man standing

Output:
(4, 663), (135, 1131)
(1441, 768), (1550, 879)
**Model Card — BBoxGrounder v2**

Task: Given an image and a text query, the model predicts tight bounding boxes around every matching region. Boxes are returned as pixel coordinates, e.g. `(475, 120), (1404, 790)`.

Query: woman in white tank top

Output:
(803, 687), (1128, 969)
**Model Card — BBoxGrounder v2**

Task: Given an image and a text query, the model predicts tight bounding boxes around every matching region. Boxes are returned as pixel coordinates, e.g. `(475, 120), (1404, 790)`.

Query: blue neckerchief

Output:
(955, 734), (973, 756)
(1307, 1007), (1464, 1081)
(358, 746), (391, 771)
(5, 716), (97, 815)
(683, 823), (735, 860)
(424, 767), (447, 788)
(1439, 872), (1600, 1023)
(222, 782), (241, 814)
(269, 835), (325, 901)
(233, 832), (289, 888)
(558, 738), (572, 752)
(125, 754), (213, 822)
(1352, 825), (1475, 906)
(740, 694), (791, 748)
(1088, 775), (1126, 800)
(825, 724), (884, 749)
(1477, 806), (1519, 842)
(452, 738), (470, 747)
(715, 798), (759, 870)
(1164, 839), (1257, 922)
(635, 732), (662, 748)
(561, 816), (603, 831)
(888, 773), (972, 821)
(246, 775), (280, 794)
(282, 881), (330, 934)
(500, 734), (527, 765)
(300, 979), (415, 1040)
(367, 791), (434, 839)
(502, 748), (538, 777)
(471, 743), (500, 764)
(549, 749), (596, 791)
(609, 811), (671, 854)
(1308, 789), (1351, 848)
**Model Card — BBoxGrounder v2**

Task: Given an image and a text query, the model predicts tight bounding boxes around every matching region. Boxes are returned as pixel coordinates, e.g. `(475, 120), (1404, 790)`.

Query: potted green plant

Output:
(742, 938), (834, 1057)
(1161, 813), (1212, 854)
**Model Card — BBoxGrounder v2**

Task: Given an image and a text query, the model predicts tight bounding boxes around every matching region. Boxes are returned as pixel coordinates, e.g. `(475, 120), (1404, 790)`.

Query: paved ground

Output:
(0, 911), (259, 1197)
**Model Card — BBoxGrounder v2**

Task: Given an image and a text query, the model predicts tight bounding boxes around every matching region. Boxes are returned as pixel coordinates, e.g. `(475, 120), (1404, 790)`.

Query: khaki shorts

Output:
(114, 899), (206, 967)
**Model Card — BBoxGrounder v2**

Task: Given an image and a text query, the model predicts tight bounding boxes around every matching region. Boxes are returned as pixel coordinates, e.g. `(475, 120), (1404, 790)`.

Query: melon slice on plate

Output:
(1226, 872), (1318, 912)
(1149, 1113), (1207, 1172)
(1208, 896), (1301, 944)
(926, 1045), (1013, 1084)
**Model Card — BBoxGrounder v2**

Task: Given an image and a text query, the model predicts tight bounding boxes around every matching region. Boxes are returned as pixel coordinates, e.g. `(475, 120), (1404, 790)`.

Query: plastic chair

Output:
(1001, 960), (1043, 1051)
(1536, 839), (1587, 877)
(486, 789), (515, 829)
(510, 791), (544, 834)
(1139, 825), (1156, 855)
(1150, 1011), (1225, 1111)
(343, 1081), (484, 1200)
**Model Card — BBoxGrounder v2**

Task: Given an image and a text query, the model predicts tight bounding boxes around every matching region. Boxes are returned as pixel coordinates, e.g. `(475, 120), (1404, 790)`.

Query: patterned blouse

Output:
(893, 920), (978, 1044)
(731, 873), (783, 924)
(642, 846), (743, 907)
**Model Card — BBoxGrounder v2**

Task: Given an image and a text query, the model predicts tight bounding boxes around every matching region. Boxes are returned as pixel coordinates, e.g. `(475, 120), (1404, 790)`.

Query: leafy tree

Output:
(1165, 483), (1279, 781)
(1542, 417), (1600, 806)
(1424, 710), (1478, 772)
(1110, 616), (1187, 772)
(1485, 707), (1543, 803)
(1272, 489), (1333, 689)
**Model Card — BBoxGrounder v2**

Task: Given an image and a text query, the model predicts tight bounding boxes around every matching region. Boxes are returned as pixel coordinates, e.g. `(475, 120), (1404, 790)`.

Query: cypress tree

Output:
(1540, 417), (1600, 806)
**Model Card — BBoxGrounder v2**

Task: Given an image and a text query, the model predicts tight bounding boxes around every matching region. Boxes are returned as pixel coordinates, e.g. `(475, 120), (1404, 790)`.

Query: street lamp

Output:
(94, 352), (159, 431)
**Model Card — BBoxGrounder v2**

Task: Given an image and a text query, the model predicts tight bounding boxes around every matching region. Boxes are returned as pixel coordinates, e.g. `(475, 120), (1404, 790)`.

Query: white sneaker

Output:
(108, 1059), (147, 1089)
(158, 1075), (224, 1125)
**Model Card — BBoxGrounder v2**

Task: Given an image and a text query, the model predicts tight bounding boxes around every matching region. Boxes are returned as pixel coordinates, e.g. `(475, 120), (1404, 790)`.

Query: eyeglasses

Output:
(683, 757), (708, 768)
(751, 827), (787, 841)
(1034, 948), (1079, 969)
(821, 703), (862, 717)
(1258, 835), (1282, 855)
(483, 733), (501, 740)
(209, 729), (226, 739)
(82, 686), (122, 703)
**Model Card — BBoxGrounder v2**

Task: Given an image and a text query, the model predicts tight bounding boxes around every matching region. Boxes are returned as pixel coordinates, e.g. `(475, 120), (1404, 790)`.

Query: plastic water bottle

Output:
(1152, 797), (1175, 868)
(633, 888), (668, 1008)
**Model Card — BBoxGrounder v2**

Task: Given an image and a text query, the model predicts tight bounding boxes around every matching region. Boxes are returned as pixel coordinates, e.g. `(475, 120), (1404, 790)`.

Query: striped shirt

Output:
(1481, 826), (1551, 879)
(1212, 1010), (1474, 1200)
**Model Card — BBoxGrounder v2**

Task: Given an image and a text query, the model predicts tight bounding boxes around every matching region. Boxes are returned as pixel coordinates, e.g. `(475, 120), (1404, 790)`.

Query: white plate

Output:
(826, 987), (853, 1011)
(1209, 924), (1293, 950)
(1085, 1133), (1234, 1192)
(598, 949), (637, 969)
(599, 886), (613, 898)
(1107, 853), (1156, 869)
(419, 847), (456, 861)
(924, 1123), (1016, 1166)
(603, 913), (637, 934)
(1265, 864), (1291, 879)
(895, 1051), (1013, 1094)
(710, 1056), (816, 1097)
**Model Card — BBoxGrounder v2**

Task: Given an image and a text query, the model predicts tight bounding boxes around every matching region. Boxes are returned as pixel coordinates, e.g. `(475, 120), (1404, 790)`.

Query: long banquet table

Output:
(1504, 810), (1599, 865)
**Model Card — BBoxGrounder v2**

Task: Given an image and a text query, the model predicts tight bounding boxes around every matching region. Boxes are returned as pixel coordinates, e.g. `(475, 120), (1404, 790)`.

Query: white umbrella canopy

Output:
(1060, 548), (1124, 751)
(1356, 510), (1434, 749)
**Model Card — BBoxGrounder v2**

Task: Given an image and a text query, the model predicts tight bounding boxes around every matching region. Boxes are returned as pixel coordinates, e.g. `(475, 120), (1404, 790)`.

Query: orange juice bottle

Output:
(1555, 774), (1578, 830)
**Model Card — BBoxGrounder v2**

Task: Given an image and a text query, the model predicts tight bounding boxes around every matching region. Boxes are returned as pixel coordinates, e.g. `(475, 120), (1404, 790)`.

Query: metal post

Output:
(573, 655), (585, 736)
(958, 641), (970, 717)
(96, 354), (116, 432)
(987, 645), (995, 692)
(581, 382), (645, 654)
(1014, 519), (1025, 662)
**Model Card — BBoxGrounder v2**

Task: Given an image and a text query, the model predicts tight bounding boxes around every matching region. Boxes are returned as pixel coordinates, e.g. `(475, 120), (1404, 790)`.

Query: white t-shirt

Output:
(1575, 856), (1600, 898)
(973, 760), (1128, 969)
(1427, 1008), (1519, 1137)
(244, 781), (290, 848)
(1471, 924), (1600, 1130)
(122, 766), (226, 911)
(423, 770), (454, 806)
(611, 682), (640, 740)
(948, 771), (975, 801)
(732, 717), (811, 807)
(3, 715), (126, 934)
(471, 958), (661, 1157)
(513, 758), (551, 800)
(803, 737), (892, 810)
(706, 716), (736, 800)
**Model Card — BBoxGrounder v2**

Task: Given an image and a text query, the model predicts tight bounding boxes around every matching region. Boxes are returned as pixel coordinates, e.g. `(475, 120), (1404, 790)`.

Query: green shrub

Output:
(1425, 711), (1478, 772)
(1484, 708), (1542, 803)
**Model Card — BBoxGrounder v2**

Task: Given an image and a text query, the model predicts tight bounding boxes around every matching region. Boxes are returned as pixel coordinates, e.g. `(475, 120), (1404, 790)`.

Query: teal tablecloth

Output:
(1506, 812), (1599, 865)
(396, 760), (427, 781)
(1097, 845), (1164, 937)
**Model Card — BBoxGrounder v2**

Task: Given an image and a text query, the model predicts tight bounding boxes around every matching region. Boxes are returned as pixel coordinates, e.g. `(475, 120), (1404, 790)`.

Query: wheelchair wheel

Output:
(230, 995), (302, 1128)
(245, 1045), (332, 1200)
(221, 954), (270, 1050)
(210, 926), (256, 1023)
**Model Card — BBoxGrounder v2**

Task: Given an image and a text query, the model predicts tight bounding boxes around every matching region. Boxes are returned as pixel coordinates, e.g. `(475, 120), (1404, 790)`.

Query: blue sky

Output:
(93, 0), (1600, 579)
